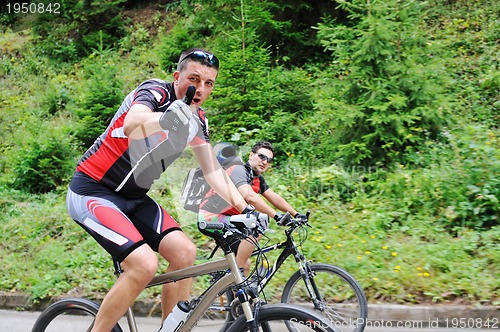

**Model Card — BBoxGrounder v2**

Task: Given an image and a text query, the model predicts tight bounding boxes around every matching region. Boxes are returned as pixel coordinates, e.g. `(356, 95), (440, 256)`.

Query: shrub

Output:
(313, 0), (452, 167)
(71, 49), (124, 148)
(363, 125), (500, 232)
(158, 21), (205, 73)
(425, 0), (500, 127)
(32, 0), (126, 63)
(6, 120), (79, 194)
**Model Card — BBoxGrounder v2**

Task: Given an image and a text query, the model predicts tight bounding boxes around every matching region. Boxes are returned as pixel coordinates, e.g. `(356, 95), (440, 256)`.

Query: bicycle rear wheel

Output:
(31, 298), (123, 332)
(225, 303), (339, 332)
(281, 263), (367, 332)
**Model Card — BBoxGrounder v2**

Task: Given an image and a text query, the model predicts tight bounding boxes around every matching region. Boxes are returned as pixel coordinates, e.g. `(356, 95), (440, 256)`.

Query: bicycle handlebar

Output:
(199, 213), (269, 238)
(199, 209), (310, 240)
(198, 220), (225, 230)
(278, 210), (311, 229)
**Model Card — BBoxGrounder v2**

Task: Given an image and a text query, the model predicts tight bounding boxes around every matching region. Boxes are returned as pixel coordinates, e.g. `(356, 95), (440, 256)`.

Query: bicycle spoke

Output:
(282, 264), (367, 332)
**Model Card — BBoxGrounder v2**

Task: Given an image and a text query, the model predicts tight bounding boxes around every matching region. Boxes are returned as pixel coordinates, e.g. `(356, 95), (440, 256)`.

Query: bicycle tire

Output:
(224, 303), (340, 332)
(31, 297), (123, 332)
(281, 263), (368, 332)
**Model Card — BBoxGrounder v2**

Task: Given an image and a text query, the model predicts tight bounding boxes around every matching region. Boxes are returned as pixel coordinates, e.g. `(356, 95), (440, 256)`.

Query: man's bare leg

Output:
(91, 244), (158, 332)
(158, 230), (197, 321)
(236, 236), (261, 276)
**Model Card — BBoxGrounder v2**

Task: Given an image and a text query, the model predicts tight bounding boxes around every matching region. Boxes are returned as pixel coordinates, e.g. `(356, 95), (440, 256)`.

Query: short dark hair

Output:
(252, 141), (275, 157)
(177, 48), (219, 71)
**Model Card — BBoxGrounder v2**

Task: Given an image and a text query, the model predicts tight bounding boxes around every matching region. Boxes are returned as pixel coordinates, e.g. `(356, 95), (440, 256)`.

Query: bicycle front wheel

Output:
(225, 303), (340, 332)
(31, 298), (123, 332)
(281, 263), (368, 332)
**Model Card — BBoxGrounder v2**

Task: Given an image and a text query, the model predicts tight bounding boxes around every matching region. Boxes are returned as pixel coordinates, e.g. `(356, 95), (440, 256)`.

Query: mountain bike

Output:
(31, 214), (340, 332)
(206, 212), (368, 332)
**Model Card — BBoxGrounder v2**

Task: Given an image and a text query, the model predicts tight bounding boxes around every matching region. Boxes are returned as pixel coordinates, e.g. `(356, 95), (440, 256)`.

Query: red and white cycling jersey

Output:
(76, 79), (210, 198)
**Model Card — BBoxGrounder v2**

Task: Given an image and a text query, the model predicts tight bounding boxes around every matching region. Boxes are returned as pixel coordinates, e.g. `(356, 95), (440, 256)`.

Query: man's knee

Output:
(159, 232), (196, 267)
(175, 239), (196, 266)
(139, 254), (160, 277)
(122, 247), (159, 282)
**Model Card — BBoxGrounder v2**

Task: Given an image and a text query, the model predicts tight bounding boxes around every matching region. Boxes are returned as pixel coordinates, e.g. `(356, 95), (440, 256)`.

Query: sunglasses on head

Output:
(257, 153), (273, 163)
(179, 51), (219, 69)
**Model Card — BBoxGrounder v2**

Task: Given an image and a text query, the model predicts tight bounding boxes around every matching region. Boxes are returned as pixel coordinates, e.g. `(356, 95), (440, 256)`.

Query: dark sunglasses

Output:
(257, 153), (273, 163)
(179, 51), (219, 69)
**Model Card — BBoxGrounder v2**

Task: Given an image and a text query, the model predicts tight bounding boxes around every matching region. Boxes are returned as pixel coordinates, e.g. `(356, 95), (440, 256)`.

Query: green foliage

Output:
(0, 191), (115, 301)
(314, 0), (452, 167)
(199, 3), (315, 155)
(264, 0), (337, 66)
(158, 20), (205, 73)
(32, 0), (127, 62)
(71, 49), (124, 148)
(360, 125), (499, 232)
(5, 120), (79, 194)
(276, 123), (500, 233)
(431, 126), (500, 231)
(254, 159), (500, 304)
(425, 0), (500, 127)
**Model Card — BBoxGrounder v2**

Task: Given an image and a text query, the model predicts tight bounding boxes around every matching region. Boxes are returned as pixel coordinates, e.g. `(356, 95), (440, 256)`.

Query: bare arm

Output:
(192, 143), (248, 213)
(238, 184), (277, 217)
(123, 104), (163, 139)
(262, 188), (297, 217)
(123, 102), (197, 139)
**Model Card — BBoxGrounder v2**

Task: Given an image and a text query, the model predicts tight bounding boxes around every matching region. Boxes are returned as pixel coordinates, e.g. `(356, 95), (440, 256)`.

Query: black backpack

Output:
(180, 155), (243, 213)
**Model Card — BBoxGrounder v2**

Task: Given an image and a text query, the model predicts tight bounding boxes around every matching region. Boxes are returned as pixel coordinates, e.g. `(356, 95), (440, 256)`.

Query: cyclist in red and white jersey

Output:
(66, 48), (256, 332)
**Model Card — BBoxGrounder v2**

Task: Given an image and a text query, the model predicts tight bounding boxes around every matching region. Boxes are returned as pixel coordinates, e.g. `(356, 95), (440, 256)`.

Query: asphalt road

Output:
(1, 309), (492, 332)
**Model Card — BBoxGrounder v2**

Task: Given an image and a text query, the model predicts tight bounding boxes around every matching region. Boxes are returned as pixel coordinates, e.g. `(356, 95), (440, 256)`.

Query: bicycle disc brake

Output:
(229, 297), (243, 319)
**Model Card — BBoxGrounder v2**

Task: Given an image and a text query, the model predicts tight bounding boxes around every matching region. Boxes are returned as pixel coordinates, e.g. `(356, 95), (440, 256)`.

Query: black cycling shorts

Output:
(67, 172), (181, 262)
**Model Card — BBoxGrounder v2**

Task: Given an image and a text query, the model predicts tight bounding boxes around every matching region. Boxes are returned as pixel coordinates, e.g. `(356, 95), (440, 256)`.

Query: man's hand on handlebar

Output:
(242, 204), (270, 233)
(274, 212), (292, 226)
(294, 212), (308, 223)
(274, 211), (309, 227)
(255, 212), (269, 232)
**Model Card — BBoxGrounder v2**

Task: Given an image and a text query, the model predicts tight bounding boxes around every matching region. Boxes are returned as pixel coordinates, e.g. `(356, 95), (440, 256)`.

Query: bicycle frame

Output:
(204, 220), (327, 318)
(253, 223), (333, 317)
(119, 251), (250, 332)
(251, 226), (308, 293)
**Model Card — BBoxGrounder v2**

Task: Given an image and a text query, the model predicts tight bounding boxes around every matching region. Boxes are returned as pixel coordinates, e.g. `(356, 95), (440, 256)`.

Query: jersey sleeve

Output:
(259, 175), (270, 194)
(132, 80), (171, 112)
(228, 164), (250, 188)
